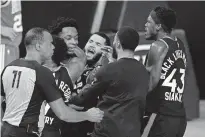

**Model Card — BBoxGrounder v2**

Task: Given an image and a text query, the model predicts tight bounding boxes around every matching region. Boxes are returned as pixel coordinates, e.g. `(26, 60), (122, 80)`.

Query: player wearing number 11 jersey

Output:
(143, 6), (187, 137)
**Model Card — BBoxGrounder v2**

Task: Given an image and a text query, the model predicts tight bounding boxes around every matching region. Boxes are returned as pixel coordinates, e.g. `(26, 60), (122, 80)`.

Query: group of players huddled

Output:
(1, 1), (187, 137)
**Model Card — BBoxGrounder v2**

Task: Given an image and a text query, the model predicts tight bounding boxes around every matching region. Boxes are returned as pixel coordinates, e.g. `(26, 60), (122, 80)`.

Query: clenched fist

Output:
(86, 107), (104, 123)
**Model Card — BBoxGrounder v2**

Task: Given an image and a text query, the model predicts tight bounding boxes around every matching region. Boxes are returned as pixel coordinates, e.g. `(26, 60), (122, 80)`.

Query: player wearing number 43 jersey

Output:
(142, 6), (187, 137)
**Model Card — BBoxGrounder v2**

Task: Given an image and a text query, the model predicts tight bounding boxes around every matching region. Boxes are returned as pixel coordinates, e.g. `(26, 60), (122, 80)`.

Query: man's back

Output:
(92, 58), (149, 137)
(146, 37), (187, 116)
(1, 59), (61, 127)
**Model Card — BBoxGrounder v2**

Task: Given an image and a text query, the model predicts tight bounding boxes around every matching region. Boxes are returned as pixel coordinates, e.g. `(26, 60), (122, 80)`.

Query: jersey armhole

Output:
(159, 39), (169, 49)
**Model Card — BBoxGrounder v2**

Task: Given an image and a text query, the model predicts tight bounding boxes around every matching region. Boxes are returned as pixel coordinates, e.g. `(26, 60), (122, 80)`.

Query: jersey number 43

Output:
(162, 68), (185, 93)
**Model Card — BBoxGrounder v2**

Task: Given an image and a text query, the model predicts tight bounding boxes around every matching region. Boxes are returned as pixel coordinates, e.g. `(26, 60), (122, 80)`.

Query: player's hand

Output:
(101, 46), (115, 63)
(1, 26), (17, 41)
(86, 107), (104, 123)
(69, 104), (84, 111)
(68, 46), (86, 63)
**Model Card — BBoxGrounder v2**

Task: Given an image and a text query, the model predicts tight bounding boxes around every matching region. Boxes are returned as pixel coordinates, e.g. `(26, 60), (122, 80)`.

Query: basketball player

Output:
(70, 26), (149, 137)
(42, 36), (84, 137)
(143, 6), (187, 137)
(1, 0), (23, 73)
(49, 17), (86, 84)
(59, 32), (112, 137)
(65, 32), (112, 137)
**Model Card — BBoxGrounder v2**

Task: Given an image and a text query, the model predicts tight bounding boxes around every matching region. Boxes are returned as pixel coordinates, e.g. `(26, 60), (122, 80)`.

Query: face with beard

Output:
(145, 14), (158, 40)
(84, 34), (106, 61)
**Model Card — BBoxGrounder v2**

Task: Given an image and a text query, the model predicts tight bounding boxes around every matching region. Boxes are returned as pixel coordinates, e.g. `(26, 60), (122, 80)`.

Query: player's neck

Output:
(43, 59), (58, 69)
(156, 31), (172, 41)
(117, 51), (134, 60)
(25, 51), (42, 64)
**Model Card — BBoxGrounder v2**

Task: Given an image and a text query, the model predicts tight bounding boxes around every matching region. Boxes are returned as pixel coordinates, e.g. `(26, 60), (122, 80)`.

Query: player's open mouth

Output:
(87, 48), (95, 54)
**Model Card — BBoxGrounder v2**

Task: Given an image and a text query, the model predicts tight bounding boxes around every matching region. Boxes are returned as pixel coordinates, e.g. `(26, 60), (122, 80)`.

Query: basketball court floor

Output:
(142, 100), (205, 137)
(184, 100), (205, 137)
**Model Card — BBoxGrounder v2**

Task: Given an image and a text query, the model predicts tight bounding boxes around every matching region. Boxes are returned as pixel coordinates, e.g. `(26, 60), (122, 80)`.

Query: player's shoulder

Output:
(58, 65), (70, 77)
(35, 64), (53, 78)
(7, 59), (37, 69)
(152, 40), (167, 49)
(151, 40), (168, 54)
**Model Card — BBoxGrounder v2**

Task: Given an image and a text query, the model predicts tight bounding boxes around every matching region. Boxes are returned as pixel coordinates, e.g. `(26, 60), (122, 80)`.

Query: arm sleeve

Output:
(37, 66), (62, 103)
(69, 65), (112, 105)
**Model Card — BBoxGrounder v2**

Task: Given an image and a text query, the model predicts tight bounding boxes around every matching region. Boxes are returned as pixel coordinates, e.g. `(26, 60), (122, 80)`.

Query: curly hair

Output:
(153, 6), (177, 33)
(52, 35), (68, 66)
(48, 17), (78, 35)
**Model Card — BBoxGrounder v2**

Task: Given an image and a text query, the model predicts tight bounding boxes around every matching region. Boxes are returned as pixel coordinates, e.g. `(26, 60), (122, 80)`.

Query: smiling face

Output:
(84, 34), (106, 61)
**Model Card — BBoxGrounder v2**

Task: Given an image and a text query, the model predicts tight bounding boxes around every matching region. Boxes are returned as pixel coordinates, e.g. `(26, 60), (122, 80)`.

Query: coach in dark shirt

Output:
(70, 26), (149, 137)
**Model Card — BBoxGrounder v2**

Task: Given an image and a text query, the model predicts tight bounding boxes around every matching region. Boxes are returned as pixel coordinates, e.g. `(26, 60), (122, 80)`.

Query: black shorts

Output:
(42, 128), (61, 137)
(148, 114), (187, 137)
(1, 122), (40, 137)
(61, 122), (93, 137)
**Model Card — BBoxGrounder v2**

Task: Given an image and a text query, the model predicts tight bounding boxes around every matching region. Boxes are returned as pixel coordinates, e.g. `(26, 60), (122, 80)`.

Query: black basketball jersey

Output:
(44, 65), (74, 130)
(63, 65), (100, 137)
(147, 36), (187, 117)
(74, 65), (100, 109)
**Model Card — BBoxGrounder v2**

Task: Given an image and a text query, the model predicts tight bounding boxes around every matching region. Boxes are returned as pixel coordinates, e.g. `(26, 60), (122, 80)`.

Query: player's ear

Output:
(35, 43), (41, 51)
(156, 24), (162, 31)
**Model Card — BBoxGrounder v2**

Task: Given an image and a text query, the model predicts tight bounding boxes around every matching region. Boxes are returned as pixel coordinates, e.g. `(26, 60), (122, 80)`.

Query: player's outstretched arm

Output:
(49, 98), (104, 123)
(146, 41), (168, 92)
(39, 66), (103, 123)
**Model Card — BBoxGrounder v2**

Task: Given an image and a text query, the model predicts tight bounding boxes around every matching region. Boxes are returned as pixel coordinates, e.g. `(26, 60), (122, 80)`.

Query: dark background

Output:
(19, 1), (205, 99)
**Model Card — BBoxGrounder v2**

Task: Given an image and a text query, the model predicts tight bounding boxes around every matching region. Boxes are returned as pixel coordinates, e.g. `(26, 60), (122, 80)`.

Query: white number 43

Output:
(162, 68), (185, 93)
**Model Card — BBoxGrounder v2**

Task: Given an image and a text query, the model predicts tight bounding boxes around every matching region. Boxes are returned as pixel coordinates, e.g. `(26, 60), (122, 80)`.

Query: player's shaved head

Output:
(24, 27), (49, 47)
